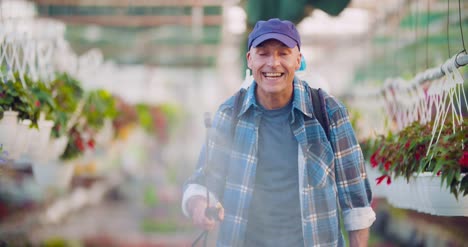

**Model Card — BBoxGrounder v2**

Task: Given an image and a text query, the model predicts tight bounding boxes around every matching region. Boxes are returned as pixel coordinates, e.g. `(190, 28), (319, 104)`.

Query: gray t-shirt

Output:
(244, 101), (304, 247)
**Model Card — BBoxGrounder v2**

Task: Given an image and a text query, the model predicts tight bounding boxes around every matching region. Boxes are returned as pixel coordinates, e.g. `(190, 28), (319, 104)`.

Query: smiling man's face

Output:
(247, 39), (301, 108)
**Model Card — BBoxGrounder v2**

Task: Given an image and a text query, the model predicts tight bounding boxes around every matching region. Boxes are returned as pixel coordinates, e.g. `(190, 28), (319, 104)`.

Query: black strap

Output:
(310, 88), (330, 140)
(192, 231), (208, 247)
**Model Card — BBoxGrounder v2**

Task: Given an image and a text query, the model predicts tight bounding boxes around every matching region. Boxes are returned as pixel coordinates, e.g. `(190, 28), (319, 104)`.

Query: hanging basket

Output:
(386, 176), (419, 211)
(47, 136), (69, 161)
(10, 119), (32, 161)
(415, 172), (468, 217)
(0, 110), (19, 158)
(25, 118), (54, 162)
(32, 160), (75, 190)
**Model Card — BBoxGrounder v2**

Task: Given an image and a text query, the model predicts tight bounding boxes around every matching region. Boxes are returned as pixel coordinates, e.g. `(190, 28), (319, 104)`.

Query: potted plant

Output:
(368, 119), (468, 197)
(0, 73), (35, 124)
(60, 89), (116, 162)
(364, 118), (468, 215)
(17, 77), (57, 162)
(49, 73), (85, 140)
(26, 73), (84, 190)
(0, 73), (36, 159)
(82, 89), (117, 133)
(48, 73), (85, 162)
(112, 96), (138, 140)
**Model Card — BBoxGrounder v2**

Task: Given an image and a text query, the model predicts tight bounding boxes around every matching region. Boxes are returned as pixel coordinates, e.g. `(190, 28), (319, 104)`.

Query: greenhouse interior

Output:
(0, 0), (467, 246)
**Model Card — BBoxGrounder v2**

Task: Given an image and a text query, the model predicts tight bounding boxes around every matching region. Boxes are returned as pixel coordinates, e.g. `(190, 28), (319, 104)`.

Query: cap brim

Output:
(251, 33), (297, 49)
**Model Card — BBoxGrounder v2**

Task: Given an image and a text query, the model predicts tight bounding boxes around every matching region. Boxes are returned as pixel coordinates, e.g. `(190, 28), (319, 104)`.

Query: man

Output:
(182, 18), (375, 247)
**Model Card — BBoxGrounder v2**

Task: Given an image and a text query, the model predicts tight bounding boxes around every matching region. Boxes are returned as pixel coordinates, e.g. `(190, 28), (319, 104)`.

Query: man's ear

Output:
(295, 52), (302, 71)
(246, 51), (252, 69)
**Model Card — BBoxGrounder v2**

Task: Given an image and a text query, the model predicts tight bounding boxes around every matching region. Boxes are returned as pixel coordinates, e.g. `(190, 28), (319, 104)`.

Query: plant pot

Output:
(32, 160), (75, 190)
(47, 136), (69, 161)
(386, 176), (411, 210)
(413, 175), (434, 214)
(415, 172), (468, 216)
(10, 119), (32, 161)
(0, 110), (19, 157)
(26, 118), (54, 161)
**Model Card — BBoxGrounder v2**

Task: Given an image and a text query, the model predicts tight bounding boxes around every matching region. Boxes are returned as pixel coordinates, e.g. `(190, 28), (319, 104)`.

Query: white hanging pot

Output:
(415, 172), (468, 216)
(32, 160), (75, 190)
(26, 115), (54, 162)
(0, 110), (19, 158)
(10, 119), (32, 161)
(47, 135), (69, 161)
(383, 175), (420, 212)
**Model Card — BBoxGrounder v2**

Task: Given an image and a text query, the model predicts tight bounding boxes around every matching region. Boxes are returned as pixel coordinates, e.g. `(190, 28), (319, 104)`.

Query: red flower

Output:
(384, 161), (391, 171)
(437, 171), (442, 176)
(75, 137), (85, 151)
(376, 175), (391, 185)
(459, 151), (468, 168)
(415, 152), (421, 161)
(405, 140), (411, 149)
(370, 151), (379, 168)
(87, 139), (95, 149)
(35, 100), (41, 108)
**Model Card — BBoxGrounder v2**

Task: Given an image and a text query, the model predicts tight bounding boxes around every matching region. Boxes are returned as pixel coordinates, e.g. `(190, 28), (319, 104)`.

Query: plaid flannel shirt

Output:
(183, 78), (375, 247)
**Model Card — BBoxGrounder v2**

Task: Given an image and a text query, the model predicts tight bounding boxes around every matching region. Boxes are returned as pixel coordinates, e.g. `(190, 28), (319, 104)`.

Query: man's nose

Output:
(267, 54), (280, 67)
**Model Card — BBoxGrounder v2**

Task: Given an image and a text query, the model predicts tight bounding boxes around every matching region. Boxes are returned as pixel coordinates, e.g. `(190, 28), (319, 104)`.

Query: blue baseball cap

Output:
(248, 18), (301, 50)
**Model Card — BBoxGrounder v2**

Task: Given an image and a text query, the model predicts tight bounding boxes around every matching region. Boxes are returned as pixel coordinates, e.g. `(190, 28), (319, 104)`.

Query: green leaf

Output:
(433, 159), (444, 174)
(461, 175), (468, 196)
(446, 171), (455, 189)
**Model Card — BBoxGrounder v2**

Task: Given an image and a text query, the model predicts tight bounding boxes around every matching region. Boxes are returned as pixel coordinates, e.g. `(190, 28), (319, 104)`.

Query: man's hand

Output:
(187, 195), (224, 231)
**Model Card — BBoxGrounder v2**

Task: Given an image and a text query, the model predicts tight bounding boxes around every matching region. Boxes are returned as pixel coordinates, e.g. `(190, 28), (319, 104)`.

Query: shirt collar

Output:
(292, 77), (313, 119)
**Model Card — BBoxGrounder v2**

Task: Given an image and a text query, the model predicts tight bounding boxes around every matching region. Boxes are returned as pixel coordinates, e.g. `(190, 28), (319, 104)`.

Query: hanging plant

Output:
(136, 103), (153, 134)
(158, 103), (184, 136)
(135, 103), (174, 144)
(0, 73), (36, 125)
(60, 88), (117, 161)
(365, 118), (468, 199)
(49, 73), (84, 138)
(26, 78), (57, 123)
(60, 124), (93, 161)
(82, 89), (117, 132)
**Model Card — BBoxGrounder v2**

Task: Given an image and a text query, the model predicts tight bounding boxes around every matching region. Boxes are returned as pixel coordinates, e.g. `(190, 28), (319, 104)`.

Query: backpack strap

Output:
(310, 87), (330, 140)
(231, 88), (246, 137)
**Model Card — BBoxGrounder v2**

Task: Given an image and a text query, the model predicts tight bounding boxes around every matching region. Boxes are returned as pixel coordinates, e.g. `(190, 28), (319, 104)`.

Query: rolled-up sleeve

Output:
(181, 183), (220, 217)
(330, 106), (376, 231)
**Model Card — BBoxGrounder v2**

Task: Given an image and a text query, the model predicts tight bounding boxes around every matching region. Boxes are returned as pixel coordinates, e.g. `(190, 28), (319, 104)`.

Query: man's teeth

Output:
(264, 72), (282, 77)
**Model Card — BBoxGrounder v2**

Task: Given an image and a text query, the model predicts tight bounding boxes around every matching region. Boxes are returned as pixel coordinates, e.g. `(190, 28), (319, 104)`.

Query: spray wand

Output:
(191, 112), (222, 247)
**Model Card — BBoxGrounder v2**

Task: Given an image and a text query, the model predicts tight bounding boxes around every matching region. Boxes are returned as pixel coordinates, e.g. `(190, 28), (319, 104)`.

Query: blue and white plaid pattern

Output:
(184, 78), (373, 246)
